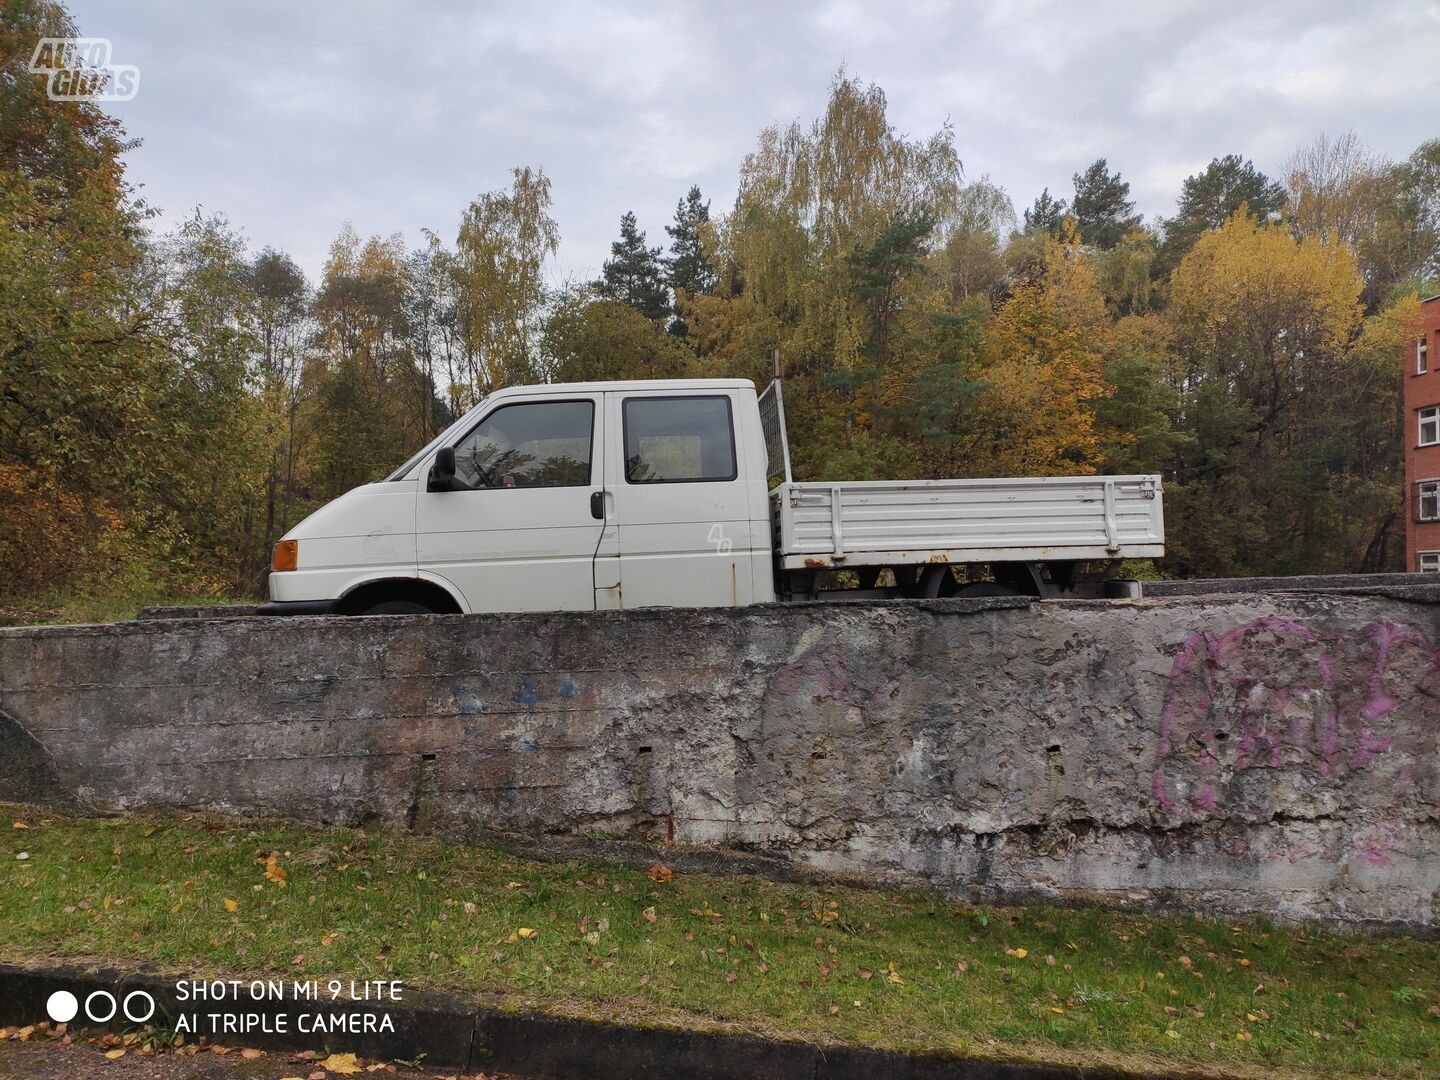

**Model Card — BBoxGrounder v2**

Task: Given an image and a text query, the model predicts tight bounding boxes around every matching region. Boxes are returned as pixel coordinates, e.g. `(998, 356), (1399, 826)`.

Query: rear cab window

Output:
(622, 396), (736, 484)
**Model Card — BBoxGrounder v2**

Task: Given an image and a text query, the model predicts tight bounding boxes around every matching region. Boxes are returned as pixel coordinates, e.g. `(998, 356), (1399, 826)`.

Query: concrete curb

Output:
(0, 962), (1167, 1080)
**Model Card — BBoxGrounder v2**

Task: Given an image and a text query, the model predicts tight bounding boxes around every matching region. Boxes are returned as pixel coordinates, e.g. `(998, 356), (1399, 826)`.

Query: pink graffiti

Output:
(777, 649), (851, 701)
(1152, 618), (1440, 818)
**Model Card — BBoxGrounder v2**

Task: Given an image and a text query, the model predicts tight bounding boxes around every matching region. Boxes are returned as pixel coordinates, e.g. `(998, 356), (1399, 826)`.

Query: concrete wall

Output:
(2, 592), (1439, 928)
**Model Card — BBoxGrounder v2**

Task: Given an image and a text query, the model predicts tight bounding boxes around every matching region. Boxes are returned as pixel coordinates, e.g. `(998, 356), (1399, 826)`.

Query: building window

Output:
(1421, 337), (1430, 374)
(1419, 481), (1440, 522)
(1421, 552), (1440, 573)
(1422, 406), (1440, 447)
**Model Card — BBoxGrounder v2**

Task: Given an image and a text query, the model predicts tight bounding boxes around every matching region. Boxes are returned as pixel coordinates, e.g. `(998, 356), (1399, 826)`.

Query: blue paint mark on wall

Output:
(518, 736), (540, 754)
(452, 688), (484, 715)
(560, 678), (579, 698)
(513, 677), (541, 706)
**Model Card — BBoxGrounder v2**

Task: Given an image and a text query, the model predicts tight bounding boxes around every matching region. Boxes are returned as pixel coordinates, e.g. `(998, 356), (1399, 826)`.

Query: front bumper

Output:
(255, 599), (340, 617)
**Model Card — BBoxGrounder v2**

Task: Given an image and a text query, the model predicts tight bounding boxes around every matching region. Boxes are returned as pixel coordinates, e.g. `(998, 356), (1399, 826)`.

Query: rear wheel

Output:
(358, 599), (436, 616)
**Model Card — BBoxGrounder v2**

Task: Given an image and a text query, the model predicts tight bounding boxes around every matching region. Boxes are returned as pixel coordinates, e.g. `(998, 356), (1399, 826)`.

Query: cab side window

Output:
(623, 396), (736, 483)
(452, 400), (593, 488)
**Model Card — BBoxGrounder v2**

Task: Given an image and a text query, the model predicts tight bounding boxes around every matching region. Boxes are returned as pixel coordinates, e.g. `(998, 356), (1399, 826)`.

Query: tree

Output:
(1155, 155), (1285, 276)
(1163, 210), (1384, 576)
(305, 227), (432, 498)
(1368, 139), (1440, 303)
(1070, 159), (1140, 249)
(941, 177), (1016, 305)
(1284, 131), (1383, 251)
(1022, 188), (1067, 235)
(0, 0), (158, 596)
(448, 166), (559, 400)
(598, 211), (669, 322)
(978, 227), (1112, 476)
(247, 248), (310, 559)
(727, 69), (963, 476)
(541, 292), (691, 383)
(847, 214), (935, 369)
(664, 186), (717, 335)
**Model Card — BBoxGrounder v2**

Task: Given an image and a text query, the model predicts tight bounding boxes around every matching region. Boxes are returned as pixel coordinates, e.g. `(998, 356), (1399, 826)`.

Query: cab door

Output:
(601, 389), (757, 608)
(416, 395), (605, 613)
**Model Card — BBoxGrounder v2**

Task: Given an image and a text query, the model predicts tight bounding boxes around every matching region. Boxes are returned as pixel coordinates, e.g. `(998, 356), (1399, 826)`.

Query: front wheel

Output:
(358, 599), (436, 616)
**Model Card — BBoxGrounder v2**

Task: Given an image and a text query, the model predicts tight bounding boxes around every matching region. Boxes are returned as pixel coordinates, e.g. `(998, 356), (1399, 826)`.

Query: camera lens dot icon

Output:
(46, 990), (78, 1023)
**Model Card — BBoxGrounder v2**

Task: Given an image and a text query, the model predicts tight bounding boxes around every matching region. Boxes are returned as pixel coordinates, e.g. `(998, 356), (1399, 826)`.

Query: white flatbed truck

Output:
(261, 378), (1163, 615)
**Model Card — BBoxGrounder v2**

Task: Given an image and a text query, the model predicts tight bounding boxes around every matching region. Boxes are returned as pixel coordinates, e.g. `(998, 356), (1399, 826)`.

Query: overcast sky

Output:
(68, 0), (1440, 285)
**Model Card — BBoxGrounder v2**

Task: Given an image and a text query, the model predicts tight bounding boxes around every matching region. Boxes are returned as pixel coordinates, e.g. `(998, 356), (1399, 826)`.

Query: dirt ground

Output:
(0, 1036), (515, 1080)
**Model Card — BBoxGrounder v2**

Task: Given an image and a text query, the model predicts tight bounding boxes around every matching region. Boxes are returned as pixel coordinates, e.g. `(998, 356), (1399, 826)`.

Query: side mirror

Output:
(427, 446), (462, 492)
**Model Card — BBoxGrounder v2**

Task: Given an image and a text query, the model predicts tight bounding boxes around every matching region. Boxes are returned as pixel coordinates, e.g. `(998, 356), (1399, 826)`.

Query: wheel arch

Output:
(335, 576), (463, 616)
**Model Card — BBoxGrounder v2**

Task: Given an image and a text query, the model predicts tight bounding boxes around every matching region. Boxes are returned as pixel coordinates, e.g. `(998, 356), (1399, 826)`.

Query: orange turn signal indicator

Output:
(272, 539), (298, 572)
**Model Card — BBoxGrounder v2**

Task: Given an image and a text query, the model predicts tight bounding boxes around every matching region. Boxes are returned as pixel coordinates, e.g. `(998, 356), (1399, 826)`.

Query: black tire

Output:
(357, 599), (435, 616)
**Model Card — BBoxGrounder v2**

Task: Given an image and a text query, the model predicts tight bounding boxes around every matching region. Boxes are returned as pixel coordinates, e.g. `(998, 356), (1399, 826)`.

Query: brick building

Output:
(1405, 293), (1440, 571)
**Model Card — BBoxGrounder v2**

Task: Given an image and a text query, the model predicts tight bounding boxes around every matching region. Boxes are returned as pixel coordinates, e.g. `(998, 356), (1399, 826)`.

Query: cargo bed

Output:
(770, 475), (1165, 570)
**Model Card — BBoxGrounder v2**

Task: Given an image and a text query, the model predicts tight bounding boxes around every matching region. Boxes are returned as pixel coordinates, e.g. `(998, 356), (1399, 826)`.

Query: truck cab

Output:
(262, 379), (777, 616)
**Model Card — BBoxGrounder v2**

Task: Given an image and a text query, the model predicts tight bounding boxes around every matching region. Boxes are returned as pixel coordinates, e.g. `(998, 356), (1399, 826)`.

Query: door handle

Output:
(590, 490), (605, 520)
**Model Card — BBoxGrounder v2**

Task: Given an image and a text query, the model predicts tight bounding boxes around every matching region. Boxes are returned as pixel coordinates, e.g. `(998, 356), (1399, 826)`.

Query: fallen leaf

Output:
(645, 863), (674, 883)
(516, 927), (537, 939)
(886, 962), (904, 985)
(320, 1051), (363, 1074)
(641, 907), (657, 924)
(1051, 1007), (1065, 1015)
(223, 898), (239, 913)
(241, 1048), (264, 1060)
(1013, 948), (1028, 959)
(105, 1048), (126, 1059)
(462, 901), (477, 916)
(264, 853), (288, 887)
(11, 822), (28, 830)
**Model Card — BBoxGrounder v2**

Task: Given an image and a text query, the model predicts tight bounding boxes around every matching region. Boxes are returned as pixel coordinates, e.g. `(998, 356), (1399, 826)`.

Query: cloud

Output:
(67, 0), (1440, 283)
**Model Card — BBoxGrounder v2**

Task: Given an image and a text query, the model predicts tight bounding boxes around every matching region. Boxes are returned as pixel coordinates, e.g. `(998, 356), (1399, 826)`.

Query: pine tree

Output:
(1070, 159), (1140, 249)
(598, 211), (669, 321)
(664, 186), (717, 335)
(1155, 155), (1285, 275)
(1023, 188), (1067, 235)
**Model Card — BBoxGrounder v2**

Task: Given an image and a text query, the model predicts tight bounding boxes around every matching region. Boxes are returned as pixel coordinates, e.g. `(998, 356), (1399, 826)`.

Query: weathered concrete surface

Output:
(2, 594), (1438, 928)
(1140, 573), (1440, 598)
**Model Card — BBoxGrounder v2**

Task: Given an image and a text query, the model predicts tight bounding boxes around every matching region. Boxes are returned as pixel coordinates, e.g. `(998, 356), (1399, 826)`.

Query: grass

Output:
(2, 808), (1437, 1079)
(0, 592), (246, 627)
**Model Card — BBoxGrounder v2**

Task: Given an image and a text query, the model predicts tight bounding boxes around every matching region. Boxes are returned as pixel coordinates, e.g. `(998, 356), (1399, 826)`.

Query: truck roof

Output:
(489, 378), (756, 399)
